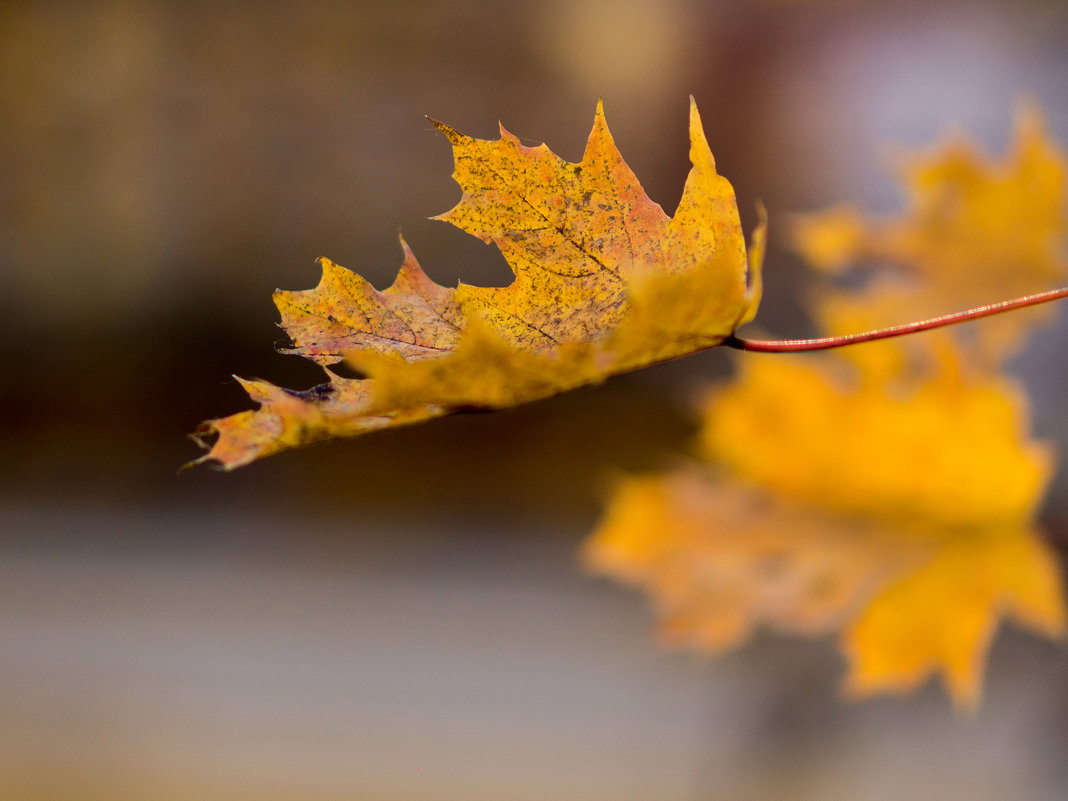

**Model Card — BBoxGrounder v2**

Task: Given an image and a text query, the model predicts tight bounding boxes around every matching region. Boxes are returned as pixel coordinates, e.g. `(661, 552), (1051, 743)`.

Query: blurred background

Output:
(2, 0), (1068, 798)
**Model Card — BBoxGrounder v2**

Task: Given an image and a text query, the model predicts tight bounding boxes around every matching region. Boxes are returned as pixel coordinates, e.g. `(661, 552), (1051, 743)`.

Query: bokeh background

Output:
(2, 1), (1068, 799)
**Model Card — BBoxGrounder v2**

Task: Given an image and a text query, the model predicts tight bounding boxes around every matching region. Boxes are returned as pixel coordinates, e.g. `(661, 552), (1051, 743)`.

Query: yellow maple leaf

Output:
(793, 102), (1068, 365)
(700, 353), (1053, 528)
(193, 99), (763, 469)
(584, 471), (924, 653)
(585, 347), (1065, 708)
(843, 526), (1065, 710)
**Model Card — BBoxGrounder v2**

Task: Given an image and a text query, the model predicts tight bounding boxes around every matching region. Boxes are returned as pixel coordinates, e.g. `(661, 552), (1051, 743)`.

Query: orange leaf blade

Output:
(194, 101), (761, 468)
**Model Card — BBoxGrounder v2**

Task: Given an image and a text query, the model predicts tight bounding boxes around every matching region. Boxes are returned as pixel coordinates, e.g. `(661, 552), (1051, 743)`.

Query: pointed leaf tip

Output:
(688, 97), (715, 172)
(583, 99), (608, 142)
(429, 116), (462, 144)
(581, 98), (616, 164)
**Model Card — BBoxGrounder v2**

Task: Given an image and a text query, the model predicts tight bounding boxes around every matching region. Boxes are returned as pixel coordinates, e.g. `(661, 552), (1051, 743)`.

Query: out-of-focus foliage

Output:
(702, 354), (1051, 528)
(586, 106), (1068, 709)
(194, 100), (763, 469)
(794, 104), (1068, 366)
(587, 347), (1064, 709)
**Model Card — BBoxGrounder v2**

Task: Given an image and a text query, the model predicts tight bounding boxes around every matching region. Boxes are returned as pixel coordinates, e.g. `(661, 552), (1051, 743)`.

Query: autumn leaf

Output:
(584, 471), (924, 653)
(585, 347), (1065, 708)
(193, 99), (763, 469)
(842, 525), (1065, 709)
(700, 353), (1053, 528)
(704, 350), (1062, 710)
(793, 102), (1068, 365)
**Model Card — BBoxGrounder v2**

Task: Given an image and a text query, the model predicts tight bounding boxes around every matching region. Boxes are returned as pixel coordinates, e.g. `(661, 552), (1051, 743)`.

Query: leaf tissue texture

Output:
(194, 99), (763, 469)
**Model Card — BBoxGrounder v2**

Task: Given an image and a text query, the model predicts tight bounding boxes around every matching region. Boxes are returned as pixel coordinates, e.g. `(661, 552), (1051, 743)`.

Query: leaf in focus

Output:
(585, 347), (1065, 708)
(794, 102), (1068, 365)
(194, 100), (763, 468)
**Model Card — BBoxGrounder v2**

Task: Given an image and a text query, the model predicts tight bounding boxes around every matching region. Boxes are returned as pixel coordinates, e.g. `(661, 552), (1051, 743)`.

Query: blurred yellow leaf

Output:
(843, 526), (1065, 710)
(700, 354), (1052, 527)
(794, 102), (1068, 364)
(791, 205), (867, 274)
(585, 471), (924, 653)
(194, 99), (762, 469)
(586, 346), (1065, 708)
